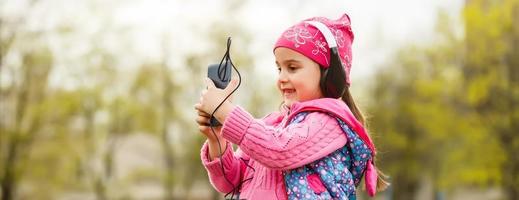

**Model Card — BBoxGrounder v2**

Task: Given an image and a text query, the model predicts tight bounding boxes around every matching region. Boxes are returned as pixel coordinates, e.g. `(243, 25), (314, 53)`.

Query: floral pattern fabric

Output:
(283, 112), (372, 200)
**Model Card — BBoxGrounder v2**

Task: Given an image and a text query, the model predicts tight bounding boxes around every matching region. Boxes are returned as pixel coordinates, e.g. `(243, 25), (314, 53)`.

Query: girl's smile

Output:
(282, 88), (296, 97)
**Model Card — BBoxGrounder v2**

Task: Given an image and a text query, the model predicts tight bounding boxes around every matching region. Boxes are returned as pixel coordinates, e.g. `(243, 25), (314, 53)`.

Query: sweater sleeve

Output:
(200, 140), (244, 193)
(221, 106), (348, 170)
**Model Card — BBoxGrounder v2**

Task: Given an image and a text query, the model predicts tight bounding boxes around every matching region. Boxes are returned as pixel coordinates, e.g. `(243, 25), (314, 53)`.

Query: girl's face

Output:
(274, 47), (324, 107)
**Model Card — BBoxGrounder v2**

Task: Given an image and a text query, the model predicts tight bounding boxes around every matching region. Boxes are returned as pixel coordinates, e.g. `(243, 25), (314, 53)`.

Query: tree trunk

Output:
(392, 172), (419, 200)
(161, 59), (175, 200)
(161, 130), (175, 200)
(1, 139), (18, 200)
(502, 2), (519, 198)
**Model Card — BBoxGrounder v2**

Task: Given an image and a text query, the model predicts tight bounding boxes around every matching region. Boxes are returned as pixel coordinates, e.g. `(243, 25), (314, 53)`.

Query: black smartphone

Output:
(207, 62), (232, 126)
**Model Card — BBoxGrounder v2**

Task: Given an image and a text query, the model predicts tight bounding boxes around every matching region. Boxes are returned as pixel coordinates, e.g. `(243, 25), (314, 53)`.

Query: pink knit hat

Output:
(274, 14), (354, 85)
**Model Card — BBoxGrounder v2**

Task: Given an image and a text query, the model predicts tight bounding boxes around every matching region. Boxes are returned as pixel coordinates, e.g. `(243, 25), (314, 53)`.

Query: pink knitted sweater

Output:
(200, 98), (356, 199)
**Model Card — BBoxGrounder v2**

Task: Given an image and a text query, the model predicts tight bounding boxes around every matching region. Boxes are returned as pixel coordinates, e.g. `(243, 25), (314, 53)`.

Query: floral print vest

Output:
(283, 112), (372, 200)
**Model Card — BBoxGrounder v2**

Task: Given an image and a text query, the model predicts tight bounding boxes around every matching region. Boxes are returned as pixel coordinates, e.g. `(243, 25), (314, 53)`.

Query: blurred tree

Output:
(1, 1), (138, 198)
(127, 62), (178, 199)
(464, 0), (519, 198)
(160, 49), (178, 200)
(369, 0), (518, 199)
(0, 1), (43, 199)
(1, 47), (53, 200)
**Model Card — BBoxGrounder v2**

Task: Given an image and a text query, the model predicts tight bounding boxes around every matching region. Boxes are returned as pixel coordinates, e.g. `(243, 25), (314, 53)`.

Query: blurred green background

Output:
(1, 0), (518, 199)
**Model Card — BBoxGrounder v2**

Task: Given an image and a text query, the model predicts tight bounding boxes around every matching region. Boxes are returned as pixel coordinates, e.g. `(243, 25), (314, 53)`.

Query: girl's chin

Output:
(283, 99), (297, 106)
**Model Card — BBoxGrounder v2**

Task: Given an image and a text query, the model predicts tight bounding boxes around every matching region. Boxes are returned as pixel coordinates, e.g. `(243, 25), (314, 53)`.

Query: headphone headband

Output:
(305, 21), (337, 49)
(305, 20), (347, 98)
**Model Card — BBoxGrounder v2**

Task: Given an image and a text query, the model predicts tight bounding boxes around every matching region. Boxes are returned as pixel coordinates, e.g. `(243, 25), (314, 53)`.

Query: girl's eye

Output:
(277, 67), (281, 72)
(288, 66), (297, 71)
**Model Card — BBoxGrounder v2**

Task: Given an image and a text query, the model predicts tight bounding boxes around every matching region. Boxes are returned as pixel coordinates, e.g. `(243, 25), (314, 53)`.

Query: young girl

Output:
(195, 13), (388, 200)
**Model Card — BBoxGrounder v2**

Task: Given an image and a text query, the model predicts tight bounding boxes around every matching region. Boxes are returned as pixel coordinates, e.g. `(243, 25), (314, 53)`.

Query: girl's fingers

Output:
(224, 76), (239, 93)
(205, 77), (216, 89)
(196, 115), (210, 126)
(198, 125), (222, 140)
(194, 103), (204, 111)
(198, 110), (210, 117)
(194, 104), (210, 116)
(199, 125), (210, 134)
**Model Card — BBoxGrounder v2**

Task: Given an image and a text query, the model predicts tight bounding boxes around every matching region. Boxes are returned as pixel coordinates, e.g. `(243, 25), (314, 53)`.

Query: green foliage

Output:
(369, 0), (519, 199)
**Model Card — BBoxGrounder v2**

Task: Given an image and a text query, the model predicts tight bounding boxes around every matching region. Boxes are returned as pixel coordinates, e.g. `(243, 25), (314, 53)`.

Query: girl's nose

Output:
(278, 70), (288, 83)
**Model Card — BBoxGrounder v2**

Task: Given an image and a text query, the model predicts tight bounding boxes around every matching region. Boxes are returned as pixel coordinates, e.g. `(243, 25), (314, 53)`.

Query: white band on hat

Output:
(305, 21), (337, 48)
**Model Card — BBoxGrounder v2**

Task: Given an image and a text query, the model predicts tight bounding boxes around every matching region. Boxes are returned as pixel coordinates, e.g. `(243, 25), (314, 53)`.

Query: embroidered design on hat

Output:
(344, 54), (351, 68)
(334, 29), (345, 47)
(283, 26), (313, 48)
(312, 39), (328, 56)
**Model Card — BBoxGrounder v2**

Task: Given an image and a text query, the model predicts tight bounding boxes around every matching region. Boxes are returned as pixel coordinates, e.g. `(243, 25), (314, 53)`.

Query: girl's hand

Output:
(195, 77), (238, 124)
(195, 108), (227, 160)
(195, 109), (223, 141)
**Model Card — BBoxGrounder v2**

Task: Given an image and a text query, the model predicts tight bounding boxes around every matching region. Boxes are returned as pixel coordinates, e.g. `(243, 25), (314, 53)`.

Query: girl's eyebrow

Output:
(275, 59), (302, 66)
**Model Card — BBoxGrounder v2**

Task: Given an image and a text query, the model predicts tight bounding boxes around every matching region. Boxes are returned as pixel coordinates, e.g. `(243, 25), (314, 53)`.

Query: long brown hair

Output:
(341, 87), (390, 192)
(278, 87), (390, 191)
(341, 87), (366, 125)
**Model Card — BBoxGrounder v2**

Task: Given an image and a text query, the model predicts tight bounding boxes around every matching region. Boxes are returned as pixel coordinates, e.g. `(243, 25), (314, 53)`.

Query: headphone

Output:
(305, 21), (348, 99)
